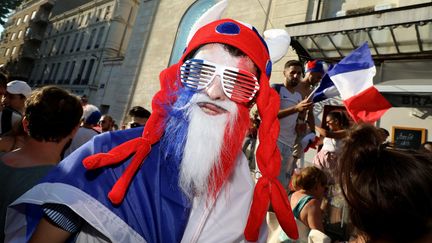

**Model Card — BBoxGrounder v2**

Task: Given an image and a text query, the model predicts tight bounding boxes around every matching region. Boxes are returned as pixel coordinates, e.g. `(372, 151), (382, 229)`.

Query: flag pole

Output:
(306, 84), (321, 102)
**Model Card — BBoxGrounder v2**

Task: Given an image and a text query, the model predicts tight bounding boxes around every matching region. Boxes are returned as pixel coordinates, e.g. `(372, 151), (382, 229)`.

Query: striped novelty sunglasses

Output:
(180, 59), (260, 104)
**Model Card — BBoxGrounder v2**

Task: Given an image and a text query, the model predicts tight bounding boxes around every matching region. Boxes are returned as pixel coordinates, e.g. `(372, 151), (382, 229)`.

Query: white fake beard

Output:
(179, 93), (238, 199)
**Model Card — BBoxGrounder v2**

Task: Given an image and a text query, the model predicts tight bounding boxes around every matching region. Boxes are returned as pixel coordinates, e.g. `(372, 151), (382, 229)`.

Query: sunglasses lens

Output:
(180, 59), (215, 90)
(180, 59), (259, 103)
(130, 123), (141, 128)
(222, 69), (259, 103)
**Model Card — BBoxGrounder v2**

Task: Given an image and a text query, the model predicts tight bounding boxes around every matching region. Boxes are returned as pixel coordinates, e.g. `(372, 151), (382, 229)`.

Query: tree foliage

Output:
(0, 0), (25, 25)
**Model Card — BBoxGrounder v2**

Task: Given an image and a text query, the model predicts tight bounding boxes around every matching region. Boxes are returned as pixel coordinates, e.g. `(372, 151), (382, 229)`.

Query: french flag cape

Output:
(326, 43), (391, 123)
(5, 128), (191, 242)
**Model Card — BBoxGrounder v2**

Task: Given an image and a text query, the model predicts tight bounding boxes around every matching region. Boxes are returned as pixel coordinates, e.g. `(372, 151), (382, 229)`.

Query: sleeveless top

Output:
(280, 195), (314, 242)
(293, 195), (314, 219)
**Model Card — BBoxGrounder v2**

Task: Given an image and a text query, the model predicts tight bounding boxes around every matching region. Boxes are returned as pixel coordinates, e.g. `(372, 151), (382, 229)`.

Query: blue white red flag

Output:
(325, 42), (391, 123)
(311, 68), (339, 103)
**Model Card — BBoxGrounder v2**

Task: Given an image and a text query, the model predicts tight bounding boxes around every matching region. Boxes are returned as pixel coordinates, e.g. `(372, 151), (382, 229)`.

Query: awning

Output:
(376, 79), (432, 108)
(286, 3), (432, 63)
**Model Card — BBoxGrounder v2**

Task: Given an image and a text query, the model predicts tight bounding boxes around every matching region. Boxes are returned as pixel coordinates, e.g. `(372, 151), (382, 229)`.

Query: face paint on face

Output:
(162, 87), (249, 200)
(161, 44), (256, 200)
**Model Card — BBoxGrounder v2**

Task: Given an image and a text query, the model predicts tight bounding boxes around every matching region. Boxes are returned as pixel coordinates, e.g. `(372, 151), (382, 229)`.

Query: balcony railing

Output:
(31, 12), (49, 24)
(19, 46), (38, 59)
(25, 32), (43, 42)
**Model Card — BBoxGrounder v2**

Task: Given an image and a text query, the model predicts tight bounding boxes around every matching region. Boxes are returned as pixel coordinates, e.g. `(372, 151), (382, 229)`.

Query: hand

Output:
(295, 99), (313, 112)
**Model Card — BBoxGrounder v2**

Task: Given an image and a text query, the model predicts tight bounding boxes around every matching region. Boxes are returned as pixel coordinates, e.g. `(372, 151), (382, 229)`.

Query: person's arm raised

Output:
(315, 126), (347, 139)
(277, 98), (313, 119)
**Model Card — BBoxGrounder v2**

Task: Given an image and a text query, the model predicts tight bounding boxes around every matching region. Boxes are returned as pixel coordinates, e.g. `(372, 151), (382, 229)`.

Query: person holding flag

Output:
(292, 60), (325, 167)
(271, 60), (313, 189)
(311, 42), (391, 123)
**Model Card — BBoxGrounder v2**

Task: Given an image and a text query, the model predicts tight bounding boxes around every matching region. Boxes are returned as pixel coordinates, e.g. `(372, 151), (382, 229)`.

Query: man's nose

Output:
(205, 75), (227, 101)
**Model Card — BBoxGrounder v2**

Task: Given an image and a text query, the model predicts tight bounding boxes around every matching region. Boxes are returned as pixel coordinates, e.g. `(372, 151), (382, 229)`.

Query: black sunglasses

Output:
(130, 122), (142, 128)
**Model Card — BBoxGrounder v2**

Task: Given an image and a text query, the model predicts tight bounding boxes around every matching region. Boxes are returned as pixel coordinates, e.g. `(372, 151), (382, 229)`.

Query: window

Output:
(78, 15), (84, 27)
(11, 47), (17, 55)
(31, 10), (37, 20)
(61, 35), (69, 54)
(47, 63), (56, 83)
(94, 26), (105, 49)
(104, 6), (111, 20)
(18, 30), (23, 39)
(64, 21), (69, 31)
(10, 33), (16, 41)
(39, 41), (47, 56)
(53, 63), (61, 83)
(67, 61), (76, 84)
(83, 59), (95, 84)
(47, 25), (52, 36)
(75, 59), (87, 84)
(23, 14), (29, 23)
(169, 0), (219, 65)
(85, 12), (91, 25)
(39, 64), (48, 84)
(25, 27), (31, 37)
(49, 39), (57, 55)
(96, 9), (102, 22)
(76, 32), (84, 51)
(70, 18), (75, 29)
(4, 48), (10, 56)
(56, 37), (64, 55)
(87, 28), (97, 49)
(60, 61), (70, 84)
(16, 18), (22, 25)
(71, 33), (78, 52)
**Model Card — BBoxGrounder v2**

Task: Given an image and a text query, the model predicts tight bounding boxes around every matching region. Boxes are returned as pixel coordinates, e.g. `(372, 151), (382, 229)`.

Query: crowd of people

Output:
(261, 58), (432, 242)
(0, 17), (431, 243)
(0, 69), (154, 242)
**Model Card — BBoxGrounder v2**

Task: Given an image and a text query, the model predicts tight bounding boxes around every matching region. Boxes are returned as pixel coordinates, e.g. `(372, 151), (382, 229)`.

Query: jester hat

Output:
(83, 19), (298, 241)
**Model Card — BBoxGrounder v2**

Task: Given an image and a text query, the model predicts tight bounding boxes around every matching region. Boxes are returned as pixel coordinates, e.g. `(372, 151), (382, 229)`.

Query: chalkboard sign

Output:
(392, 126), (427, 150)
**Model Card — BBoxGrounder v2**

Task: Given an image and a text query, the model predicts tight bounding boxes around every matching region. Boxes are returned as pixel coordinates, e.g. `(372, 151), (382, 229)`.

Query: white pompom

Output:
(263, 29), (291, 63)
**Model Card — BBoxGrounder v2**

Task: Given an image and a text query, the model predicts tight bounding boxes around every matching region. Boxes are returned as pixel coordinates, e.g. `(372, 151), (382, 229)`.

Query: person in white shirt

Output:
(272, 60), (313, 188)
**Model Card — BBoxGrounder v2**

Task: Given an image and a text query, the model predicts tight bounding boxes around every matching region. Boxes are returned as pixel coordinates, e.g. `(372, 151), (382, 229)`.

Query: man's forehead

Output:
(286, 65), (302, 72)
(193, 44), (256, 74)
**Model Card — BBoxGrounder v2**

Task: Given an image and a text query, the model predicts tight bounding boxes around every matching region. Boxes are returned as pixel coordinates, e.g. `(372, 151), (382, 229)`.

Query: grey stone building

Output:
(0, 0), (54, 79)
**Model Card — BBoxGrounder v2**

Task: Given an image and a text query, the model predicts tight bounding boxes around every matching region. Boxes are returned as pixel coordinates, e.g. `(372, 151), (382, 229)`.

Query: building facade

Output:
(1, 0), (430, 147)
(29, 0), (141, 106)
(120, 0), (431, 146)
(0, 0), (54, 79)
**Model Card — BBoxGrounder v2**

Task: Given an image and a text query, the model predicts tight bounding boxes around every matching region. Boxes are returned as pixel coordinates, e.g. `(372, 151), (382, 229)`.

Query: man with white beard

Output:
(5, 19), (298, 242)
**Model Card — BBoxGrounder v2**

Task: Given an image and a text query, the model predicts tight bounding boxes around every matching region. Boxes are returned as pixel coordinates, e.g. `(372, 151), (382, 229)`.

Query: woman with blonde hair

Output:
(280, 166), (330, 242)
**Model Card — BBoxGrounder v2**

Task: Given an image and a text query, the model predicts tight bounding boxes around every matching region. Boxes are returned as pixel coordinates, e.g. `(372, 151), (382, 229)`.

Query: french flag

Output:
(326, 42), (391, 123)
(312, 69), (339, 103)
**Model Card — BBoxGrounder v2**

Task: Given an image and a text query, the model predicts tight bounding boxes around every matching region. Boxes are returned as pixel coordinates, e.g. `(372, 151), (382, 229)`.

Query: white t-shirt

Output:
(321, 137), (342, 153)
(276, 86), (302, 147)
